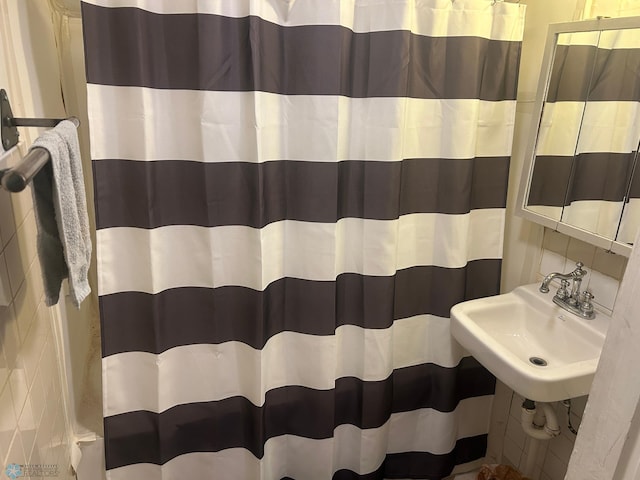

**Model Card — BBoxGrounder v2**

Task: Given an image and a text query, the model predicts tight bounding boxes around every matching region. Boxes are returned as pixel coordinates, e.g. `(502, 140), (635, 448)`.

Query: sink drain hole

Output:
(529, 356), (548, 366)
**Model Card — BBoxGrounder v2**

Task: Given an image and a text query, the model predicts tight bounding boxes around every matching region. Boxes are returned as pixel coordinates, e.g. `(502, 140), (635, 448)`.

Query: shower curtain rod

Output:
(0, 89), (80, 192)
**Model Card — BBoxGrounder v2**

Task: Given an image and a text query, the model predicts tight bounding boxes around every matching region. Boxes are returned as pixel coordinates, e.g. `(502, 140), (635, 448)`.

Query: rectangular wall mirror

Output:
(517, 16), (640, 257)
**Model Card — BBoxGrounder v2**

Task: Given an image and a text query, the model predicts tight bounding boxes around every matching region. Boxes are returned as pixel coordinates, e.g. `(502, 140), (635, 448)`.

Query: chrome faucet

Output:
(539, 262), (595, 319)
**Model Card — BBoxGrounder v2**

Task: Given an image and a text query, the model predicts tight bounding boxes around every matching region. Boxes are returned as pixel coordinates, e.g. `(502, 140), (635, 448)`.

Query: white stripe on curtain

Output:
(536, 101), (640, 156)
(388, 398), (493, 453)
(105, 398), (492, 480)
(599, 28), (640, 49)
(97, 211), (505, 296)
(619, 198), (640, 244)
(87, 87), (517, 162)
(525, 205), (564, 221)
(557, 31), (600, 47)
(81, 0), (525, 40)
(103, 316), (466, 416)
(577, 101), (640, 154)
(561, 201), (626, 239)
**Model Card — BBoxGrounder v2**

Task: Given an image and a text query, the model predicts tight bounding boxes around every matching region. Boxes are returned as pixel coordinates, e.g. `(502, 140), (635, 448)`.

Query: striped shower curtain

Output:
(82, 1), (525, 479)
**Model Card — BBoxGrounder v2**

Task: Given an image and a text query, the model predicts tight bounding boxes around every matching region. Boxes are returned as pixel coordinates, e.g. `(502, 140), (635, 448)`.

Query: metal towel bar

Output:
(0, 89), (80, 192)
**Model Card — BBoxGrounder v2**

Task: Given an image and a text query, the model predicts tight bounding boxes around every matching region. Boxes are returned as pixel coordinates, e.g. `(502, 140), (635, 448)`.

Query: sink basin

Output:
(450, 283), (609, 402)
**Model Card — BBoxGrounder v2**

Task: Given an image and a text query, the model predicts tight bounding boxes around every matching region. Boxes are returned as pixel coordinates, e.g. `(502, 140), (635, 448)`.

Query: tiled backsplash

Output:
(538, 229), (627, 315)
(488, 227), (628, 480)
(0, 147), (74, 479)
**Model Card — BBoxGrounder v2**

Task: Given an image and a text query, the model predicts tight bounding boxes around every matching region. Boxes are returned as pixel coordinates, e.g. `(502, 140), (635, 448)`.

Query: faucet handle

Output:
(574, 262), (587, 275)
(556, 279), (570, 299)
(580, 291), (595, 316)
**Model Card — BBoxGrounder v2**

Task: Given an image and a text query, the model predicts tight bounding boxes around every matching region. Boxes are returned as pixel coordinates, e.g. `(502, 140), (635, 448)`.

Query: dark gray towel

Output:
(30, 120), (91, 307)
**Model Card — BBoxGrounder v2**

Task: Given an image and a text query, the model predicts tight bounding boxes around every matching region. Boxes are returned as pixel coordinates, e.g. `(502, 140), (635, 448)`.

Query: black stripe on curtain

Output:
(383, 436), (488, 479)
(629, 167), (640, 198)
(527, 152), (636, 207)
(81, 3), (521, 100)
(547, 45), (640, 102)
(329, 436), (488, 479)
(104, 357), (495, 470)
(100, 260), (502, 356)
(93, 158), (510, 229)
(566, 152), (637, 203)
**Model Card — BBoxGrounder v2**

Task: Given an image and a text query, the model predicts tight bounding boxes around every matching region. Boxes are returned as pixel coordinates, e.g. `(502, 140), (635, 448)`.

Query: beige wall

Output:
(501, 0), (584, 293)
(0, 1), (77, 477)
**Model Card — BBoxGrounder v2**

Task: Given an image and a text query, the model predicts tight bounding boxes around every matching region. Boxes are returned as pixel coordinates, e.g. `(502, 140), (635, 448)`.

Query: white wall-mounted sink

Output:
(450, 283), (609, 402)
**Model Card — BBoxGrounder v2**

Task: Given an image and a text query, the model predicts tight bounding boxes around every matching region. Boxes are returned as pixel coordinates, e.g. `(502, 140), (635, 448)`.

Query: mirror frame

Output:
(516, 16), (640, 258)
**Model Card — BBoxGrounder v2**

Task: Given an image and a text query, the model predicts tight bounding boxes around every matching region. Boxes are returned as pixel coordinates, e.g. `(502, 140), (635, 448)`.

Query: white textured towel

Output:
(30, 119), (91, 307)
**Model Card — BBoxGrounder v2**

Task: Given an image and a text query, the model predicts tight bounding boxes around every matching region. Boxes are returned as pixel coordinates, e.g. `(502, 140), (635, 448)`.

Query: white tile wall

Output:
(0, 146), (74, 479)
(488, 385), (588, 480)
(538, 229), (626, 316)
(488, 227), (628, 480)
